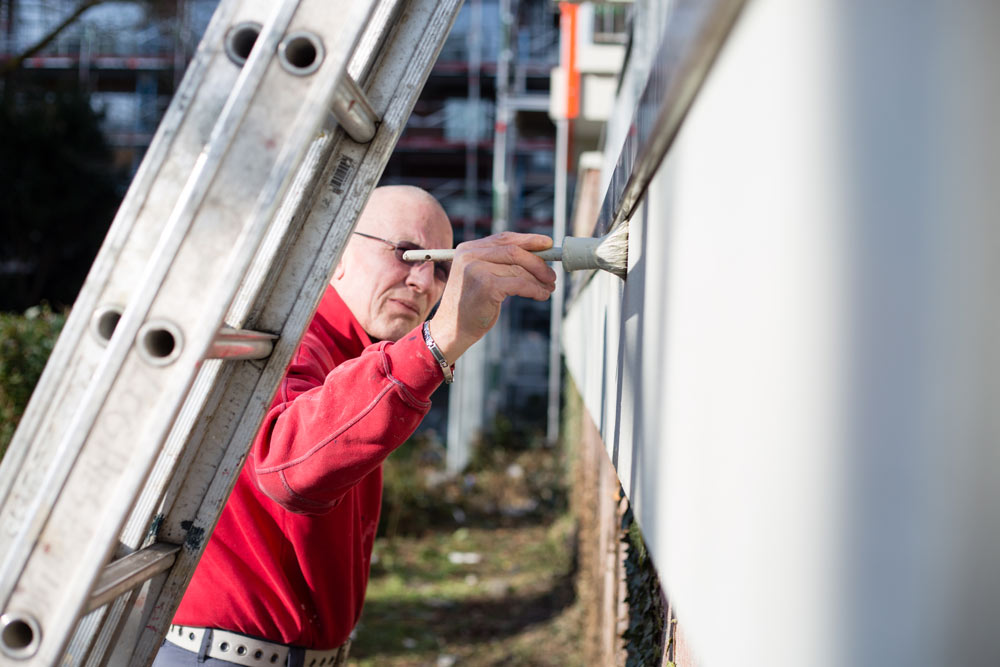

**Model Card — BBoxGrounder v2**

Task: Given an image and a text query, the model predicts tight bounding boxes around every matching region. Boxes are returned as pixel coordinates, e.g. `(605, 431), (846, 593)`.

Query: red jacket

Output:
(174, 286), (444, 648)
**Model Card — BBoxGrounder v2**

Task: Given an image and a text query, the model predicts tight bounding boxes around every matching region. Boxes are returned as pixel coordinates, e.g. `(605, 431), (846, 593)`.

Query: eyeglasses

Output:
(352, 231), (450, 283)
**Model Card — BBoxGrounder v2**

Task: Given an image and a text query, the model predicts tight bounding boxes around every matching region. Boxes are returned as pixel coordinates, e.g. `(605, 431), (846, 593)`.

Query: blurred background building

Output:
(0, 0), (630, 469)
(0, 0), (217, 171)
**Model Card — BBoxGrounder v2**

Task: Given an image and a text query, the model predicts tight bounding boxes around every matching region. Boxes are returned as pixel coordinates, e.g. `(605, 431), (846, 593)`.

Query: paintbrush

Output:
(401, 223), (629, 278)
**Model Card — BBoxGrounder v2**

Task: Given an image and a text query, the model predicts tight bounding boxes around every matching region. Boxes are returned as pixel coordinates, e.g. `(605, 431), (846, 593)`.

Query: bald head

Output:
(332, 186), (453, 341)
(353, 185), (451, 239)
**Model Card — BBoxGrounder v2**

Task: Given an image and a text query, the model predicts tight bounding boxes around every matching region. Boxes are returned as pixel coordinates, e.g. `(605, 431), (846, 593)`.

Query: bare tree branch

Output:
(1, 0), (109, 77)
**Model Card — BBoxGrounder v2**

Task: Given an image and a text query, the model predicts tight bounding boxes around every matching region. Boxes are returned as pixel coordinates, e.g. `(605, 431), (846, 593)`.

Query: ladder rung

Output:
(331, 74), (378, 143)
(208, 327), (278, 360)
(0, 544), (180, 661)
(86, 543), (180, 614)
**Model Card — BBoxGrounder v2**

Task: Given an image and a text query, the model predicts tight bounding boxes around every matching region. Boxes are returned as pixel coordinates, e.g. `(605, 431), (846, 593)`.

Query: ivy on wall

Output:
(622, 504), (668, 666)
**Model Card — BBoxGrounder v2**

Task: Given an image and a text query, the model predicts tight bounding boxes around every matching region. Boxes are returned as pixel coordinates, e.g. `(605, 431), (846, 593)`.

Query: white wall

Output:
(563, 1), (1000, 665)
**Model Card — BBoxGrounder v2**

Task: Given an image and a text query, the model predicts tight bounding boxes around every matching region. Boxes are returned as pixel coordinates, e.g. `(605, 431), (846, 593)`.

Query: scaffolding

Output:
(0, 0), (216, 169)
(379, 0), (561, 471)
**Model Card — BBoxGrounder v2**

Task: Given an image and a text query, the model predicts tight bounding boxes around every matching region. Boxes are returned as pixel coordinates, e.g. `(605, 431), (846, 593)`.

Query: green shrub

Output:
(0, 304), (66, 460)
(1, 86), (121, 311)
(379, 431), (457, 538)
(379, 427), (568, 540)
(465, 413), (548, 472)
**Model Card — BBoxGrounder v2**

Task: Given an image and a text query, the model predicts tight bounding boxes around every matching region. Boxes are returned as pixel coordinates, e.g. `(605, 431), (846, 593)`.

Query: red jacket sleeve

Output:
(250, 326), (444, 514)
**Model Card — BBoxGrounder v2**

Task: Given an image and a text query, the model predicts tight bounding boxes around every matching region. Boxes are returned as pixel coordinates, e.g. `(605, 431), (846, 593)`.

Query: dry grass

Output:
(349, 442), (583, 667)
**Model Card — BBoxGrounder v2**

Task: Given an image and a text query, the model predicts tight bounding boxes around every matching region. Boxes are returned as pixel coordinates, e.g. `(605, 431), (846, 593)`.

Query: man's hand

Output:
(427, 232), (557, 364)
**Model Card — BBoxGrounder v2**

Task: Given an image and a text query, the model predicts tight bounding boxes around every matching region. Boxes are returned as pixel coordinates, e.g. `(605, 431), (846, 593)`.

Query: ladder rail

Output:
(71, 3), (409, 662)
(0, 0), (384, 662)
(0, 0), (310, 603)
(47, 4), (281, 662)
(0, 0), (252, 539)
(0, 0), (467, 664)
(128, 0), (465, 662)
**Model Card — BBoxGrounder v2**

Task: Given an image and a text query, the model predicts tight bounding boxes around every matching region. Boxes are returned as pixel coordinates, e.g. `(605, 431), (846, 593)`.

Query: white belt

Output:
(165, 624), (348, 667)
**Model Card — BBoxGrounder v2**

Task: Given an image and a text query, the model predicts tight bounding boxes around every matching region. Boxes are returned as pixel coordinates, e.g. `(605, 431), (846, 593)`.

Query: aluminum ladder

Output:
(0, 0), (463, 663)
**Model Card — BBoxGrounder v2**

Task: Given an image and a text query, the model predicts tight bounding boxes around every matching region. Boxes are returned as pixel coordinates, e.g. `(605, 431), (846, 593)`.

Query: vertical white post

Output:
(547, 117), (568, 444)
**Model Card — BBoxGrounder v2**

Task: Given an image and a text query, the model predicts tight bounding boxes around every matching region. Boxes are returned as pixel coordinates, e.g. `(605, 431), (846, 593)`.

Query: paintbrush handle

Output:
(401, 248), (564, 262)
(403, 229), (626, 276)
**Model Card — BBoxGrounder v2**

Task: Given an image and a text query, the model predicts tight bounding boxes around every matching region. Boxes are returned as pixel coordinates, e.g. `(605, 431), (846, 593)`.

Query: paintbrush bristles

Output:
(593, 223), (629, 278)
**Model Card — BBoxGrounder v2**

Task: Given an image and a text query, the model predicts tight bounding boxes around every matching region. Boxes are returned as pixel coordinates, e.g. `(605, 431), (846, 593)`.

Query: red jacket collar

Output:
(315, 286), (373, 358)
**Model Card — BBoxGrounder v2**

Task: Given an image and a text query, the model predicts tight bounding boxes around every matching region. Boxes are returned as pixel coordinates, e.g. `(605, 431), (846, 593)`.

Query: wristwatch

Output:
(422, 321), (454, 384)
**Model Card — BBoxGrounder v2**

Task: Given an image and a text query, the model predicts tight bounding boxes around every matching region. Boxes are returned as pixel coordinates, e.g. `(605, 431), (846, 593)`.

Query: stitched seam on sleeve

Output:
(380, 348), (432, 410)
(255, 381), (395, 474)
(254, 472), (329, 514)
(278, 470), (335, 510)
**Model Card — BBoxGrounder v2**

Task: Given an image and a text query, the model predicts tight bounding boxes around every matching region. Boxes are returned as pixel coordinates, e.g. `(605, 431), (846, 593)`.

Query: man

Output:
(154, 185), (556, 666)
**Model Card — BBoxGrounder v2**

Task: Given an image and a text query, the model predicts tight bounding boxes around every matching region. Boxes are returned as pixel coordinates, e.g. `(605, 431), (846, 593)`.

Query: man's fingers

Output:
(429, 233), (557, 362)
(472, 262), (555, 303)
(496, 231), (553, 252)
(489, 274), (556, 302)
(458, 244), (557, 285)
(469, 259), (556, 294)
(460, 231), (554, 253)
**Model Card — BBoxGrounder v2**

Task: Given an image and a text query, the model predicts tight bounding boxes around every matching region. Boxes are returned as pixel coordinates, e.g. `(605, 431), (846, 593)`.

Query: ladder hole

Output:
(92, 306), (123, 344)
(138, 321), (183, 365)
(279, 32), (323, 75)
(283, 37), (316, 69)
(1, 619), (33, 649)
(225, 22), (260, 65)
(0, 613), (40, 658)
(144, 329), (176, 358)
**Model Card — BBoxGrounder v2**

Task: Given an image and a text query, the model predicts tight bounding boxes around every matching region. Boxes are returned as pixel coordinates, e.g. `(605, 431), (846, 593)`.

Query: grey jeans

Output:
(152, 641), (243, 666)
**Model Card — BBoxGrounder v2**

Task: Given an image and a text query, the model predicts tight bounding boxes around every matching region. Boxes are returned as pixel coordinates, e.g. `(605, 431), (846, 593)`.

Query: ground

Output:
(348, 439), (583, 667)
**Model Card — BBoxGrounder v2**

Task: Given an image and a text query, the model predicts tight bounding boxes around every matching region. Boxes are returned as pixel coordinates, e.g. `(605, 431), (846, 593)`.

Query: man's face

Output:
(332, 187), (453, 342)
